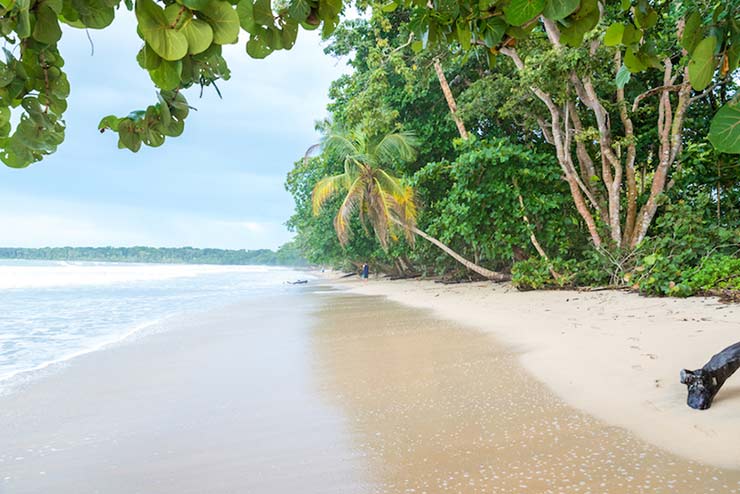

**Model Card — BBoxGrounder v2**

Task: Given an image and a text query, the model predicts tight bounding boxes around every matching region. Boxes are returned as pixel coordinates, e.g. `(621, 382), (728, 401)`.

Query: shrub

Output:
(628, 199), (740, 296)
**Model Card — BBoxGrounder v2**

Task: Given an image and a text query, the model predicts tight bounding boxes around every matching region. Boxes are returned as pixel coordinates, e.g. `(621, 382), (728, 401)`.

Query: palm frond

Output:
(312, 174), (348, 216)
(374, 169), (406, 198)
(374, 131), (419, 165)
(393, 185), (418, 246)
(369, 178), (403, 250)
(334, 177), (365, 247)
(303, 143), (322, 165)
(321, 133), (359, 163)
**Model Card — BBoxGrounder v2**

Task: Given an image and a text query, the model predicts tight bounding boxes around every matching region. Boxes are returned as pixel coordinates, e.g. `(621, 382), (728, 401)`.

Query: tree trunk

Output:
(433, 58), (469, 140)
(514, 182), (560, 281)
(391, 217), (510, 281)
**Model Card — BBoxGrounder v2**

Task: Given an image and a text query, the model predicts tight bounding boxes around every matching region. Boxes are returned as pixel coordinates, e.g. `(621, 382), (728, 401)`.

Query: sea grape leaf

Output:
(15, 0), (31, 38)
(615, 63), (631, 88)
(252, 0), (273, 26)
(118, 119), (142, 152)
(137, 43), (162, 69)
(708, 101), (740, 154)
(318, 0), (341, 19)
(558, 0), (598, 46)
(98, 114), (120, 132)
(633, 5), (656, 30)
(236, 0), (257, 33)
(621, 22), (641, 45)
(681, 12), (703, 55)
(136, 0), (189, 60)
(201, 0), (240, 44)
(164, 4), (189, 29)
(181, 18), (213, 54)
(542, 0), (578, 21)
(457, 20), (471, 50)
(32, 4), (63, 43)
(179, 0), (209, 10)
(72, 0), (115, 28)
(624, 46), (646, 72)
(503, 0), (544, 26)
(149, 59), (182, 89)
(246, 30), (273, 57)
(481, 16), (506, 47)
(603, 22), (624, 46)
(321, 14), (338, 38)
(287, 0), (309, 19)
(688, 36), (717, 91)
(280, 20), (298, 49)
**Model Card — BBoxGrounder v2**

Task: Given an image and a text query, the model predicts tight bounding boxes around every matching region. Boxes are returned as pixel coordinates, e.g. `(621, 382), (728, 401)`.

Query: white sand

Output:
(331, 278), (740, 470)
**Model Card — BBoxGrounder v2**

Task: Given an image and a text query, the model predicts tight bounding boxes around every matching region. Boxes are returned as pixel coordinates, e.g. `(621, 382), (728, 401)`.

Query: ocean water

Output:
(0, 260), (312, 393)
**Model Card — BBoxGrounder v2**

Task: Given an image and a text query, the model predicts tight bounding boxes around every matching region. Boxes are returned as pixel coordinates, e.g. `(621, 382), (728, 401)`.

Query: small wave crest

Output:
(0, 318), (164, 396)
(0, 262), (281, 289)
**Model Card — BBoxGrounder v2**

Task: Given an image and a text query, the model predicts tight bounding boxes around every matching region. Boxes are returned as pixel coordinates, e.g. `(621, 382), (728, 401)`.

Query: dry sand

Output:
(330, 277), (740, 470)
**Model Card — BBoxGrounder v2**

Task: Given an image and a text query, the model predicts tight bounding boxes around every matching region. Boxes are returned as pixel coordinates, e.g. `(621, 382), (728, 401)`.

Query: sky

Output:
(0, 12), (350, 250)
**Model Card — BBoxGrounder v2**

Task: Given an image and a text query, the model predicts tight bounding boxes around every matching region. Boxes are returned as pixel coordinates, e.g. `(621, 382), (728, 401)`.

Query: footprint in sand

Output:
(693, 424), (717, 438)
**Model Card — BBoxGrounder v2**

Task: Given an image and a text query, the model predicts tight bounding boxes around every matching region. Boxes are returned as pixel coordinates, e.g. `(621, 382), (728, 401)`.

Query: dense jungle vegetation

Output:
(285, 1), (740, 296)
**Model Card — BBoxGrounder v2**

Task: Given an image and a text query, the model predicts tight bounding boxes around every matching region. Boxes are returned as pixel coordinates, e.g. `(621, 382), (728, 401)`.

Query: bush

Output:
(689, 255), (740, 292)
(628, 199), (740, 296)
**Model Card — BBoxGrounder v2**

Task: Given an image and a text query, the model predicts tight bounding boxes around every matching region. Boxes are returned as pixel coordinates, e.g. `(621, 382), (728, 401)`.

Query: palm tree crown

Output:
(310, 127), (420, 250)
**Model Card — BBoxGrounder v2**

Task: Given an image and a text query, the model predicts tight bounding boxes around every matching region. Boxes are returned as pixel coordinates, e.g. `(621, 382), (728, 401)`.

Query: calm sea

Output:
(0, 260), (312, 393)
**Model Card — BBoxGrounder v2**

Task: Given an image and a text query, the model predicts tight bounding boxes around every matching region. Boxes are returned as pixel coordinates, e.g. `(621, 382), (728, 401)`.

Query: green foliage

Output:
(0, 245), (309, 265)
(709, 101), (740, 154)
(511, 252), (614, 290)
(414, 137), (584, 272)
(3, 0), (739, 168)
(0, 0), (349, 168)
(628, 200), (740, 296)
(310, 125), (419, 249)
(285, 154), (410, 272)
(688, 255), (740, 292)
(511, 257), (570, 290)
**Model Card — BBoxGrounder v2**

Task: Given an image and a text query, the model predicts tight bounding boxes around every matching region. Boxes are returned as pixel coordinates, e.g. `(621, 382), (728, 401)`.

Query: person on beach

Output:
(362, 263), (369, 280)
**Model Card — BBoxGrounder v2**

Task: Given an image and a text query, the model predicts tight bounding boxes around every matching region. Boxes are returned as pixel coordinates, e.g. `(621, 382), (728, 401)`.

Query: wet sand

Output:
(336, 278), (740, 470)
(1, 288), (739, 493)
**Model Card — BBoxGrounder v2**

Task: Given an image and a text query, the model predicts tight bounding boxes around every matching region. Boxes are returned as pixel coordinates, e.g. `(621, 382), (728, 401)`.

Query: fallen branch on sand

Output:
(680, 341), (740, 410)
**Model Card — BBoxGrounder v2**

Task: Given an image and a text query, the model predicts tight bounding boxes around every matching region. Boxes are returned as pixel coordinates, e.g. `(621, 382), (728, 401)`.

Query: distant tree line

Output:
(0, 243), (309, 267)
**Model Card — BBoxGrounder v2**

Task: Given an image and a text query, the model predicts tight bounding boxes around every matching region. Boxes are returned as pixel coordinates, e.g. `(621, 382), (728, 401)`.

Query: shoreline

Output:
(2, 284), (739, 492)
(328, 277), (740, 470)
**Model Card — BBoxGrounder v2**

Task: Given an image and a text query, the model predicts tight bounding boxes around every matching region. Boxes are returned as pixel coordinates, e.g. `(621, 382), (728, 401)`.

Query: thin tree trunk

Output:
(437, 55), (554, 269)
(433, 58), (469, 140)
(717, 159), (722, 222)
(391, 217), (510, 281)
(514, 180), (560, 281)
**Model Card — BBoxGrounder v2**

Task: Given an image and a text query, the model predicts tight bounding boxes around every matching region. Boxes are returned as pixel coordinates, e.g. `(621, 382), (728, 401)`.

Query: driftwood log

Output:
(680, 341), (740, 410)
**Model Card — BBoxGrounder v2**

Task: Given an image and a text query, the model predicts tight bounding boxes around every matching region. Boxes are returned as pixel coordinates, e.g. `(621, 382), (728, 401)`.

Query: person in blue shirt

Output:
(362, 263), (369, 280)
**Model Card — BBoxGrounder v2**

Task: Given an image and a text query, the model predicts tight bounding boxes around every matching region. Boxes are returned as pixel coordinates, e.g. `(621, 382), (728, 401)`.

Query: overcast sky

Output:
(0, 13), (349, 250)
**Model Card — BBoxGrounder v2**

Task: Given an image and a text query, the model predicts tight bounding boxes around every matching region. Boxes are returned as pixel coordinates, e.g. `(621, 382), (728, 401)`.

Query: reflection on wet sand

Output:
(310, 293), (740, 494)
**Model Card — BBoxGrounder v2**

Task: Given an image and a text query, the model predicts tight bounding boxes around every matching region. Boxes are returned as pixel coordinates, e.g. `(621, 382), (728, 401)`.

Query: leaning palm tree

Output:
(310, 127), (509, 281)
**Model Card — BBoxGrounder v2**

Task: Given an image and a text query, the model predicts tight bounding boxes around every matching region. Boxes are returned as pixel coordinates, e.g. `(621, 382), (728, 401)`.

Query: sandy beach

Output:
(1, 283), (739, 493)
(332, 277), (740, 471)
